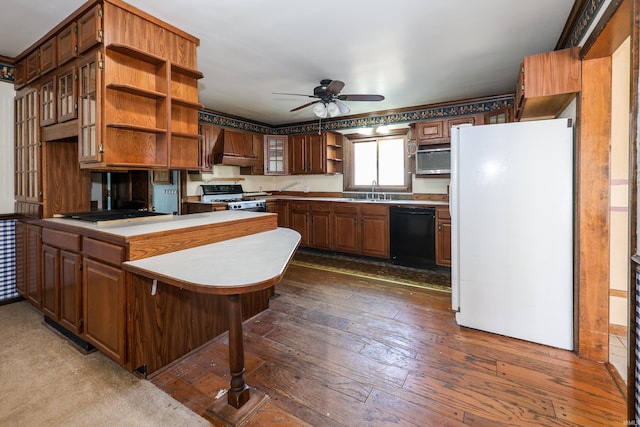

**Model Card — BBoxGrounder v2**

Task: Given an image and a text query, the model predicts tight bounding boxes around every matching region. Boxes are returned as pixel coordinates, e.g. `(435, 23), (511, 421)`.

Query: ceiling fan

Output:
(275, 79), (385, 118)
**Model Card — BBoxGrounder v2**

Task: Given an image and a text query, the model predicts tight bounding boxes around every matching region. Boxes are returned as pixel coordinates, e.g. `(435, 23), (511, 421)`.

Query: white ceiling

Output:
(0, 0), (575, 126)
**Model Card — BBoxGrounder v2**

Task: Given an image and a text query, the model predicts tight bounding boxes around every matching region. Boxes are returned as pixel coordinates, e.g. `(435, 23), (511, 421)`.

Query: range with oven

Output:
(200, 185), (267, 211)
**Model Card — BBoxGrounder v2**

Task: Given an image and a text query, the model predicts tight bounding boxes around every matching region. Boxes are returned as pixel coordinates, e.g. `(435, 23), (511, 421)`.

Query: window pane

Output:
(353, 141), (377, 186)
(378, 138), (404, 185)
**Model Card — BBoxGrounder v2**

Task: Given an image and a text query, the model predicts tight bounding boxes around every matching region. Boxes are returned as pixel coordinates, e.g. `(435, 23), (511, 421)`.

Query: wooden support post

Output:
(226, 293), (250, 408)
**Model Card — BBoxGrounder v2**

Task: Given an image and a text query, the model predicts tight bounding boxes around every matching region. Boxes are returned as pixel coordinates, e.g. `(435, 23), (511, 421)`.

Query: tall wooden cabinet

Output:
(14, 0), (203, 172)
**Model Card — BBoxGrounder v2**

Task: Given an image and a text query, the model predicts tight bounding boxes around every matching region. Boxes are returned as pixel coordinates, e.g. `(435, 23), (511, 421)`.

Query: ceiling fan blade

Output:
(338, 94), (385, 102)
(334, 99), (350, 115)
(290, 100), (321, 112)
(273, 92), (317, 98)
(325, 80), (345, 96)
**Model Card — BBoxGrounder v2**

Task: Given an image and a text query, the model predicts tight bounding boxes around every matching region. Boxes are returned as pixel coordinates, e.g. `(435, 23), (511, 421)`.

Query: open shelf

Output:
(172, 97), (203, 109)
(171, 131), (200, 139)
(106, 123), (167, 134)
(170, 62), (204, 79)
(107, 83), (166, 99)
(106, 43), (165, 65)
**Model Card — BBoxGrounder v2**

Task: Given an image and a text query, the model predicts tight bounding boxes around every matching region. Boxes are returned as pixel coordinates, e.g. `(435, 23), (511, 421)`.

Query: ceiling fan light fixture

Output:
(313, 103), (328, 118)
(335, 99), (350, 115)
(327, 102), (341, 117)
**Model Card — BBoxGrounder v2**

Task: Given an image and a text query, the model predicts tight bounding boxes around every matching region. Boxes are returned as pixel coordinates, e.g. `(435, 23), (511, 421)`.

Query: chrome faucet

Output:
(371, 180), (377, 199)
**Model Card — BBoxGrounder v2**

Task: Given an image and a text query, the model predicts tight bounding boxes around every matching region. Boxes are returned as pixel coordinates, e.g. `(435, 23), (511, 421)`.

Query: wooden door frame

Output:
(575, 0), (637, 415)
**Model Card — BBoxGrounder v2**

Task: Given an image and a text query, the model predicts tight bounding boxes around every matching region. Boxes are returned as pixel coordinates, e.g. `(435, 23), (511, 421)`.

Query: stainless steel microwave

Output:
(415, 148), (451, 175)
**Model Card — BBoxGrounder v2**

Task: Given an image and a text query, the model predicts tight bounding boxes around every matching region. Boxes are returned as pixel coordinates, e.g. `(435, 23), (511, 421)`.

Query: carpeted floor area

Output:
(0, 301), (209, 427)
(291, 249), (451, 293)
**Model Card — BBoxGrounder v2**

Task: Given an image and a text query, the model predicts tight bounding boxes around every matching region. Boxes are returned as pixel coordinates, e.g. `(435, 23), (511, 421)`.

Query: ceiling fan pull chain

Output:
(318, 116), (322, 134)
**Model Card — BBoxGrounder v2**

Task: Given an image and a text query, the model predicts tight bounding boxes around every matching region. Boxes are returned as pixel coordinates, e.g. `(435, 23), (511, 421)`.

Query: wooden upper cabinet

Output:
(39, 38), (57, 75)
(306, 133), (326, 174)
(515, 47), (580, 121)
(57, 23), (78, 66)
(414, 114), (483, 146)
(289, 132), (333, 174)
(13, 0), (201, 170)
(13, 61), (25, 89)
(77, 4), (103, 54)
(415, 121), (444, 143)
(25, 50), (40, 84)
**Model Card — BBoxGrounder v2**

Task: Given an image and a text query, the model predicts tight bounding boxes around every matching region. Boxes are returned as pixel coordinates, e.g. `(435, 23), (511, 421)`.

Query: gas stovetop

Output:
(200, 184), (266, 211)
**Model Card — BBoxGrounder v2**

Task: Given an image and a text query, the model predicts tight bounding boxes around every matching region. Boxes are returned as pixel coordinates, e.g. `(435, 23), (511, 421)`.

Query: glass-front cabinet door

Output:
(78, 50), (101, 163)
(15, 87), (41, 203)
(264, 135), (288, 175)
(57, 64), (77, 123)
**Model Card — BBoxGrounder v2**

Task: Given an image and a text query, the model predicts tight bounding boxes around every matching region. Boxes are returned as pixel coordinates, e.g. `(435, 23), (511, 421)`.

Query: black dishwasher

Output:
(389, 205), (436, 269)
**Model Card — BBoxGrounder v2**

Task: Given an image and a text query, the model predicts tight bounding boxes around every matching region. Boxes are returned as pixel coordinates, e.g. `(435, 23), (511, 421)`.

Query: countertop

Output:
(264, 196), (449, 206)
(187, 195), (449, 206)
(43, 211), (275, 238)
(123, 227), (301, 295)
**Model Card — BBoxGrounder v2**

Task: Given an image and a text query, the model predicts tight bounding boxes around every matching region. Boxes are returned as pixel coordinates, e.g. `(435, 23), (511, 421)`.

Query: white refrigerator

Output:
(450, 118), (574, 350)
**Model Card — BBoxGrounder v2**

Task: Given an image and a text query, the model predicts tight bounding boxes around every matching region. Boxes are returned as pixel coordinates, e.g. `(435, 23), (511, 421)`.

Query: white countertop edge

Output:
(123, 228), (301, 290)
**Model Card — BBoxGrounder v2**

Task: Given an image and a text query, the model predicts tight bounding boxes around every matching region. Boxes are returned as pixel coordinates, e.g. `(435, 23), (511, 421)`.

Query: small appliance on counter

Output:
(200, 185), (266, 211)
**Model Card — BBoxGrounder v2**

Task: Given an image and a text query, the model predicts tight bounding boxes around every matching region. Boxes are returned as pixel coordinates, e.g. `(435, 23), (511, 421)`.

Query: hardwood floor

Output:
(151, 263), (626, 426)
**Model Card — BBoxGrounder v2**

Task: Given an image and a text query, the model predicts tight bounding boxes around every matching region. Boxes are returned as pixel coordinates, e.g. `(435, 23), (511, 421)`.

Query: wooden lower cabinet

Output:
(280, 200), (390, 259)
(42, 244), (60, 319)
(289, 201), (309, 246)
(360, 205), (390, 258)
(276, 200), (289, 227)
(41, 245), (83, 334)
(436, 207), (452, 266)
(333, 205), (359, 254)
(41, 228), (83, 333)
(59, 250), (83, 334)
(309, 202), (332, 250)
(83, 257), (127, 365)
(25, 223), (42, 308)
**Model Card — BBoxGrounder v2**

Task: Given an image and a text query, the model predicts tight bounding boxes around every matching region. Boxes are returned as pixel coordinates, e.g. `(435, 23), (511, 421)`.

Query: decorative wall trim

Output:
(0, 63), (14, 83)
(563, 0), (608, 48)
(198, 111), (272, 134)
(199, 95), (513, 135)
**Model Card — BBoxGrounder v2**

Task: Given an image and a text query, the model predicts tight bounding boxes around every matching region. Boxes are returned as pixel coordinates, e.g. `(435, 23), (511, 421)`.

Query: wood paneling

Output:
(41, 141), (91, 218)
(129, 274), (273, 375)
(577, 56), (612, 362)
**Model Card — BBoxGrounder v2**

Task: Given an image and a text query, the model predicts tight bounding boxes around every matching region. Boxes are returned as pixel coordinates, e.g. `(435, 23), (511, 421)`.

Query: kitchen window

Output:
(344, 134), (411, 193)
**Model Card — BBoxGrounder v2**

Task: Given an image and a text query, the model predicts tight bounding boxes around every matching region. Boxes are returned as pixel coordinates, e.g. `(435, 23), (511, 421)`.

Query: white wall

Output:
(0, 82), (14, 214)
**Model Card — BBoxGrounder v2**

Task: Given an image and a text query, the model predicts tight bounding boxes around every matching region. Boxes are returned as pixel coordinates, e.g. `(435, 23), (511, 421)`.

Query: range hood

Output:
(212, 129), (259, 167)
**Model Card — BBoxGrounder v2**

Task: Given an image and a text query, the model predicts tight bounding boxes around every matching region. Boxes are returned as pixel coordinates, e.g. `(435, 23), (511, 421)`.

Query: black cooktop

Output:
(59, 209), (170, 223)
